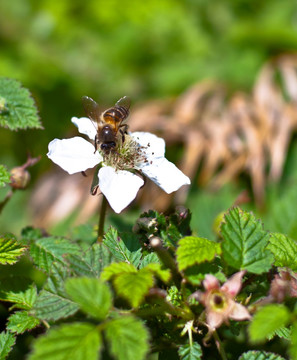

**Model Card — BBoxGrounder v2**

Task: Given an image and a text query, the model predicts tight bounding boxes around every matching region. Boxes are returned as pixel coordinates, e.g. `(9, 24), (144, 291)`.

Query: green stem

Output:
(0, 190), (14, 214)
(98, 195), (108, 242)
(213, 330), (228, 360)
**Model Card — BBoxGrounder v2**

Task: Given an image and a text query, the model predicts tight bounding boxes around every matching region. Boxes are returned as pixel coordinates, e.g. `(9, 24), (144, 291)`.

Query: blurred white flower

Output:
(47, 117), (190, 213)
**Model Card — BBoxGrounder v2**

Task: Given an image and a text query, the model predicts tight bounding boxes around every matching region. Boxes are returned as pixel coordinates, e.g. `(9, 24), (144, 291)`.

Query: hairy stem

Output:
(213, 330), (228, 360)
(98, 195), (108, 242)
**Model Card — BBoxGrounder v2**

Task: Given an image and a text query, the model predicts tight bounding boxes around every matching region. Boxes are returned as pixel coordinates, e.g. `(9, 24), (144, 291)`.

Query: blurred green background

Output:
(1, 0), (297, 235)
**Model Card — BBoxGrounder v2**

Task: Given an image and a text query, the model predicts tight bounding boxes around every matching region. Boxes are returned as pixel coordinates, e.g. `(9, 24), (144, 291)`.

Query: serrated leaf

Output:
(103, 228), (142, 266)
(238, 350), (286, 360)
(33, 290), (79, 321)
(28, 323), (101, 360)
(7, 311), (40, 334)
(0, 165), (10, 188)
(178, 342), (202, 360)
(249, 304), (290, 343)
(0, 331), (16, 360)
(65, 277), (112, 320)
(0, 78), (41, 130)
(101, 262), (137, 281)
(105, 316), (149, 360)
(66, 243), (111, 277)
(139, 252), (160, 268)
(176, 236), (221, 271)
(221, 207), (274, 274)
(30, 236), (81, 273)
(268, 233), (297, 271)
(0, 234), (26, 265)
(267, 326), (291, 341)
(0, 279), (36, 309)
(113, 268), (154, 308)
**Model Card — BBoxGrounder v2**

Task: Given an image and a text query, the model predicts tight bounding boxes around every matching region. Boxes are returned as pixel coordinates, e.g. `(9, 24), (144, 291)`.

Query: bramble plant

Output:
(0, 77), (297, 360)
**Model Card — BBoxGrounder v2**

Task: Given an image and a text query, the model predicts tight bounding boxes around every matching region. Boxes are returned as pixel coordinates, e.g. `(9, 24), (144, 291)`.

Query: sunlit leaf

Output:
(65, 277), (112, 320)
(221, 207), (274, 273)
(268, 233), (297, 271)
(0, 78), (41, 130)
(0, 279), (36, 310)
(7, 311), (40, 334)
(0, 234), (26, 265)
(238, 350), (286, 360)
(0, 331), (15, 360)
(249, 304), (290, 343)
(100, 262), (137, 281)
(28, 323), (101, 360)
(105, 316), (149, 360)
(0, 165), (10, 188)
(176, 236), (221, 271)
(178, 342), (202, 360)
(113, 268), (154, 308)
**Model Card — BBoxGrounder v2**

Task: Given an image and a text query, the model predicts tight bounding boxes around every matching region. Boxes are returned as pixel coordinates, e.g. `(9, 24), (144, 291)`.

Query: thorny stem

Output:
(98, 195), (108, 242)
(213, 330), (228, 360)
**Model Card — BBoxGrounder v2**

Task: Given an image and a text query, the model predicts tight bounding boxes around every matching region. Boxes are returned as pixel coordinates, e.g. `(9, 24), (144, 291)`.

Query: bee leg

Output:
(120, 124), (129, 134)
(119, 129), (125, 143)
(94, 135), (98, 153)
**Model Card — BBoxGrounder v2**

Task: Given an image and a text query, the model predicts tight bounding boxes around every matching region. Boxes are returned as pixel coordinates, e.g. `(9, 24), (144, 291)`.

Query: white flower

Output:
(47, 116), (190, 213)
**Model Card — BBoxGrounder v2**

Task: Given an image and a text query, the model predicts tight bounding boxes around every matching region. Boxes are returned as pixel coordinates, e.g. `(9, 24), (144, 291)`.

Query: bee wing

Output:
(115, 96), (131, 111)
(82, 96), (102, 124)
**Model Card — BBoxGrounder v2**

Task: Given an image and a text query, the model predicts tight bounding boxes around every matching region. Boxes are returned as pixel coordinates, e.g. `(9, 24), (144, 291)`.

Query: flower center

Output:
(209, 290), (228, 312)
(101, 134), (148, 171)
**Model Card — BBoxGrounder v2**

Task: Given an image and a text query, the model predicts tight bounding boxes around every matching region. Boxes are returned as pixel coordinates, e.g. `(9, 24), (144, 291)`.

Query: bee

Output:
(82, 95), (131, 153)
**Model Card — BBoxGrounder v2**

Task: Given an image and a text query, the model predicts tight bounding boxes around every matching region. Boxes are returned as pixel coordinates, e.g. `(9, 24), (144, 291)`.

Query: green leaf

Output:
(0, 78), (41, 130)
(176, 236), (221, 271)
(221, 207), (274, 274)
(143, 263), (171, 283)
(7, 311), (40, 334)
(140, 252), (160, 268)
(290, 322), (297, 360)
(105, 316), (149, 360)
(184, 262), (226, 286)
(249, 304), (290, 343)
(28, 323), (101, 360)
(267, 326), (291, 341)
(0, 165), (10, 188)
(30, 236), (81, 273)
(66, 243), (111, 277)
(65, 277), (112, 320)
(238, 350), (286, 360)
(268, 233), (297, 271)
(103, 228), (142, 266)
(0, 234), (26, 265)
(101, 262), (137, 281)
(113, 268), (154, 308)
(0, 279), (36, 309)
(178, 342), (202, 360)
(33, 289), (79, 321)
(0, 331), (16, 360)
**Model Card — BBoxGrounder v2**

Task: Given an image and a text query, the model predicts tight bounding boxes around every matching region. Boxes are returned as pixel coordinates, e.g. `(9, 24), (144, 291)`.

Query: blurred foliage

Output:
(1, 0), (297, 234)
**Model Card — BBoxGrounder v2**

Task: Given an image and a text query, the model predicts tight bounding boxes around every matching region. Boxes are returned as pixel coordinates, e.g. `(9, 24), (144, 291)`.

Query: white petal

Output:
(47, 137), (102, 174)
(98, 166), (144, 213)
(139, 158), (190, 194)
(71, 117), (97, 140)
(131, 132), (165, 158)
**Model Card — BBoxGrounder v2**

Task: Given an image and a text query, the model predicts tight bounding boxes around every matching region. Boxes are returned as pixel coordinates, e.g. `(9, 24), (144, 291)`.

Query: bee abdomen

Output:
(103, 106), (129, 123)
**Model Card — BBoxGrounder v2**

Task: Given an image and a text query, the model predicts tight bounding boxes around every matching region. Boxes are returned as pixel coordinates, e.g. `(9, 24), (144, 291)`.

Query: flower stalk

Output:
(98, 195), (108, 242)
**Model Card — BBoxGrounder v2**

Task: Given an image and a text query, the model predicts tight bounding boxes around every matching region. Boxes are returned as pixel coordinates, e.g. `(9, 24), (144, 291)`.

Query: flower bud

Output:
(10, 167), (31, 189)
